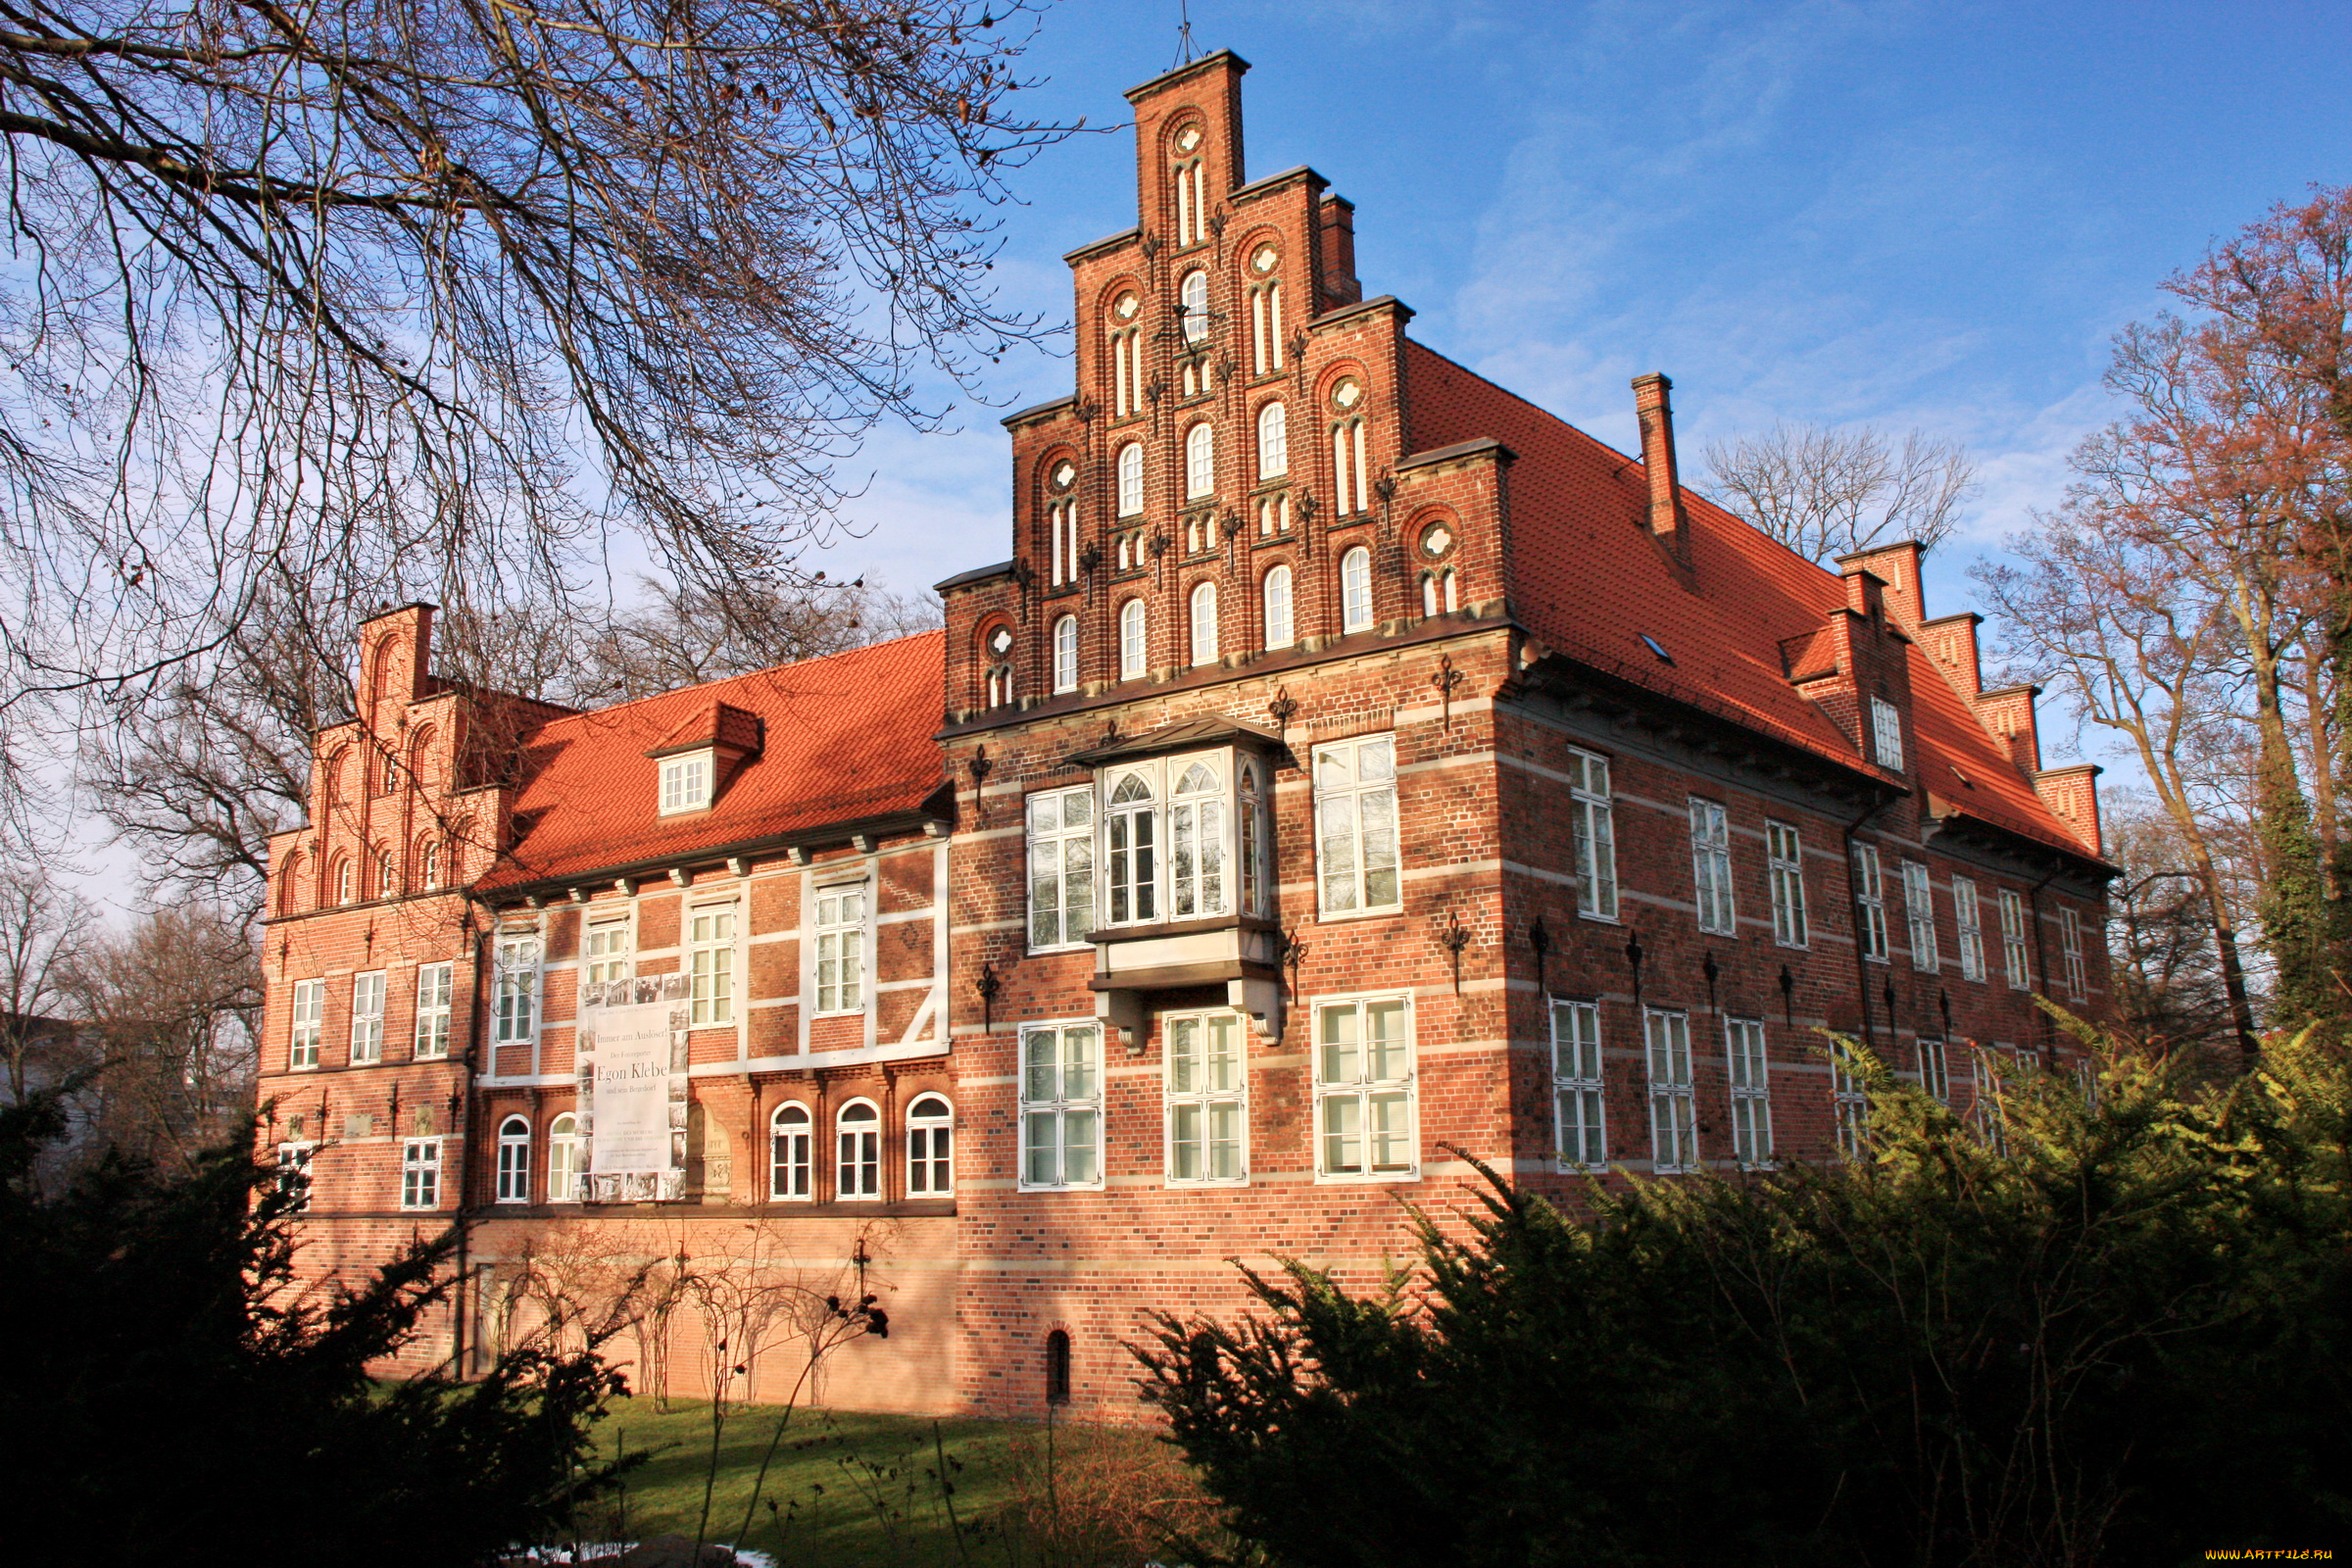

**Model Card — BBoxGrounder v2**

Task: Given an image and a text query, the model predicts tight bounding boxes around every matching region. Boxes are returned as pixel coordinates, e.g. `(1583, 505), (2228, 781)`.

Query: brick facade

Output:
(256, 51), (2112, 1422)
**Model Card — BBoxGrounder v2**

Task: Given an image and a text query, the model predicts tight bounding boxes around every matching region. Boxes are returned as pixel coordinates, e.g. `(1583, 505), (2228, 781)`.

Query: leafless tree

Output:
(0, 0), (1074, 796)
(1701, 421), (1977, 563)
(2102, 797), (2245, 1073)
(0, 857), (91, 1106)
(567, 574), (942, 703)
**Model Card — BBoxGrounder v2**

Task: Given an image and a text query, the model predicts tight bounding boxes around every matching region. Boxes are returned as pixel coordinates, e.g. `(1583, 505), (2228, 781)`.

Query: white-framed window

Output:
(335, 858), (355, 906)
(493, 931), (541, 1044)
(660, 751), (713, 814)
(769, 1102), (812, 1200)
(1179, 268), (1209, 343)
(1568, 749), (1618, 920)
(1053, 614), (1080, 694)
(374, 849), (398, 901)
(585, 916), (631, 988)
(1767, 822), (1808, 948)
(688, 904), (736, 1026)
(1257, 400), (1288, 477)
(1119, 598), (1148, 679)
(1313, 733), (1400, 916)
(813, 885), (865, 1014)
(1999, 889), (2031, 990)
(350, 970), (386, 1065)
(1919, 1037), (1950, 1102)
(1026, 785), (1096, 951)
(274, 1141), (316, 1213)
(1643, 1008), (1697, 1173)
(1689, 799), (1736, 935)
(836, 1100), (881, 1200)
(1851, 844), (1888, 963)
(1832, 1049), (1869, 1157)
(401, 1138), (442, 1210)
(1340, 545), (1373, 633)
(1314, 994), (1416, 1180)
(907, 1094), (954, 1196)
(1870, 697), (1905, 771)
(1333, 418), (1369, 515)
(418, 839), (443, 891)
(1169, 757), (1230, 918)
(1185, 421), (1214, 499)
(1725, 1016), (1772, 1169)
(1550, 998), (1605, 1169)
(1104, 768), (1159, 925)
(496, 1115), (532, 1203)
(1902, 860), (1939, 972)
(1046, 498), (1078, 587)
(2060, 907), (2087, 1000)
(1190, 580), (1219, 665)
(414, 963), (452, 1059)
(1239, 757), (1272, 918)
(1116, 442), (1145, 517)
(1019, 1022), (1103, 1190)
(1952, 876), (1986, 981)
(1165, 1010), (1247, 1185)
(1249, 269), (1285, 373)
(548, 1112), (580, 1203)
(1262, 564), (1295, 650)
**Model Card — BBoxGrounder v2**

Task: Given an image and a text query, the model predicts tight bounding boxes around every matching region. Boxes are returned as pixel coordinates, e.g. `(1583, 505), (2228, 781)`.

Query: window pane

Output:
(1322, 1095), (1361, 1173)
(1062, 1109), (1099, 1184)
(1319, 1004), (1359, 1085)
(1369, 1093), (1411, 1170)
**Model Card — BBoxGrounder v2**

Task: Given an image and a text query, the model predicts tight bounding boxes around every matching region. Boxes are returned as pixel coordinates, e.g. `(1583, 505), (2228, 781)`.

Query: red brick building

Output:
(257, 52), (2111, 1419)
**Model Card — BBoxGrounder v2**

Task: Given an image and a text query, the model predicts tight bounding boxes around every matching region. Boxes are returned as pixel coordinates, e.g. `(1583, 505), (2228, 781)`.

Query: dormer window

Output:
(1870, 697), (1905, 772)
(661, 752), (713, 814)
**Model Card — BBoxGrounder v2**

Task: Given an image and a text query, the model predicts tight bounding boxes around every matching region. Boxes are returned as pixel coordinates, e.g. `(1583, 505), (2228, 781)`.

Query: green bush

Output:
(0, 1086), (630, 1566)
(1137, 1027), (2352, 1567)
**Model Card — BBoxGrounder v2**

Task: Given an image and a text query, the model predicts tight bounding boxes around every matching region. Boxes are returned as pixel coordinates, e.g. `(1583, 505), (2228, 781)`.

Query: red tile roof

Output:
(476, 632), (948, 892)
(1402, 340), (2097, 860)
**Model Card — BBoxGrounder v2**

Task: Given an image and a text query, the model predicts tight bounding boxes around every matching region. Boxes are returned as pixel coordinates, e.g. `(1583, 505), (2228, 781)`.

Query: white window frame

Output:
(349, 970), (386, 1064)
(1190, 579), (1219, 665)
(548, 1112), (580, 1203)
(2060, 906), (2087, 1000)
(1262, 564), (1295, 650)
(414, 962), (453, 1059)
(1312, 733), (1401, 918)
(1767, 821), (1808, 948)
(584, 915), (632, 989)
(1953, 876), (1986, 981)
(1313, 993), (1417, 1182)
(1832, 1049), (1869, 1158)
(1919, 1037), (1950, 1103)
(1569, 749), (1619, 920)
(660, 750), (714, 814)
(1026, 785), (1097, 952)
(835, 1098), (882, 1200)
(1018, 1021), (1104, 1192)
(1164, 1009), (1248, 1186)
(1118, 598), (1147, 679)
(1550, 998), (1606, 1169)
(1852, 844), (1889, 963)
(1116, 442), (1145, 516)
(906, 1094), (954, 1197)
(1178, 268), (1209, 343)
(769, 1102), (813, 1200)
(495, 1114), (532, 1203)
(1689, 799), (1736, 936)
(1644, 1008), (1697, 1173)
(289, 978), (323, 1070)
(1166, 754), (1231, 921)
(1185, 421), (1214, 499)
(1052, 613), (1079, 694)
(418, 839), (443, 891)
(1340, 545), (1373, 633)
(812, 883), (866, 1015)
(1999, 889), (2031, 990)
(1902, 859), (1939, 972)
(274, 1141), (317, 1213)
(1102, 765), (1161, 927)
(493, 931), (541, 1045)
(1257, 400), (1288, 478)
(688, 902), (737, 1026)
(1725, 1016), (1772, 1169)
(401, 1138), (442, 1210)
(1870, 696), (1905, 771)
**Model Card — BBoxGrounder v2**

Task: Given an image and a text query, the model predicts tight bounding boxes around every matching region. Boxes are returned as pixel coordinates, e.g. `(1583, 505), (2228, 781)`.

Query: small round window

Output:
(986, 625), (1014, 659)
(1420, 524), (1455, 559)
(1174, 123), (1202, 153)
(1250, 245), (1279, 275)
(1114, 292), (1140, 321)
(1331, 377), (1364, 412)
(1051, 461), (1076, 491)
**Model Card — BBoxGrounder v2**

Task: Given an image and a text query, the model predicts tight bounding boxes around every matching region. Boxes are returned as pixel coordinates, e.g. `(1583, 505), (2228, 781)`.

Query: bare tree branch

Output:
(1701, 421), (1976, 564)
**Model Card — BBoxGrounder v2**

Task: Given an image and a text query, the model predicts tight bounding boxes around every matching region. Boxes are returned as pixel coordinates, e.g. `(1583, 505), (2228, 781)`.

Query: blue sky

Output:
(832, 0), (2352, 640)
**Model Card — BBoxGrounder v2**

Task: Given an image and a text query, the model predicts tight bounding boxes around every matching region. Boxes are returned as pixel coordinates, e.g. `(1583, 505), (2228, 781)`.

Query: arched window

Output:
(1116, 442), (1145, 517)
(1342, 547), (1374, 634)
(1240, 759), (1270, 917)
(1053, 615), (1080, 694)
(333, 857), (356, 906)
(1257, 401), (1288, 479)
(277, 853), (304, 915)
(1171, 760), (1226, 918)
(1332, 418), (1371, 515)
(1256, 494), (1290, 537)
(1045, 1329), (1072, 1404)
(375, 849), (397, 901)
(906, 1094), (954, 1196)
(1248, 247), (1285, 374)
(323, 747), (350, 807)
(1262, 564), (1295, 651)
(408, 727), (437, 789)
(1105, 771), (1157, 925)
(1190, 581), (1219, 666)
(1424, 568), (1458, 616)
(1119, 599), (1148, 681)
(769, 1102), (811, 1200)
(1108, 292), (1143, 417)
(837, 1100), (881, 1200)
(548, 1113), (580, 1203)
(417, 838), (442, 892)
(496, 1115), (532, 1203)
(1179, 270), (1209, 344)
(1185, 421), (1214, 499)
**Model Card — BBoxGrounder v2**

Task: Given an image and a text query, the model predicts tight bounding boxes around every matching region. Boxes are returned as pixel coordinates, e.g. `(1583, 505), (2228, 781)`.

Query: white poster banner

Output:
(574, 971), (690, 1202)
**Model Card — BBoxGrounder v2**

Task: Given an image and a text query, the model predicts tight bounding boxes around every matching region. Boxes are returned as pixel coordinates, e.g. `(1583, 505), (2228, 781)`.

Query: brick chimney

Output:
(1319, 194), (1361, 309)
(1836, 541), (1925, 630)
(1632, 373), (1690, 566)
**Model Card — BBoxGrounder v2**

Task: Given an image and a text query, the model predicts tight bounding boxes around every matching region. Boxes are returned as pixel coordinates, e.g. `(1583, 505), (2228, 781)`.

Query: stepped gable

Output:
(1401, 338), (2097, 858)
(473, 630), (949, 892)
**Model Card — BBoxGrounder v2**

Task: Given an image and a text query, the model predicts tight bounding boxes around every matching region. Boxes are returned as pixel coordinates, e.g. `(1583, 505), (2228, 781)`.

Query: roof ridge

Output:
(523, 628), (947, 733)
